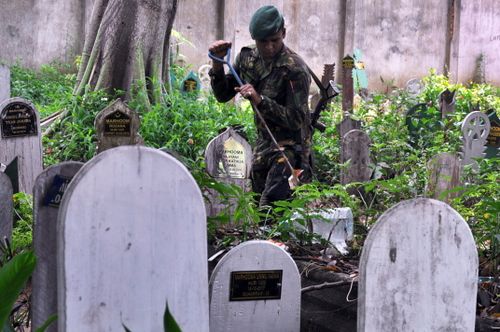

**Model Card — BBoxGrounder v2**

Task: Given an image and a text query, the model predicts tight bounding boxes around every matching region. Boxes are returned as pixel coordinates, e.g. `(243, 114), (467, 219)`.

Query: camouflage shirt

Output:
(210, 45), (312, 170)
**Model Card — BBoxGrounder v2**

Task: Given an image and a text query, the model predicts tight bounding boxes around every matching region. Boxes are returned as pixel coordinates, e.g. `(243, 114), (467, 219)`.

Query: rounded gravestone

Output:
(57, 146), (209, 332)
(32, 161), (83, 332)
(357, 198), (478, 332)
(0, 97), (42, 194)
(209, 240), (301, 332)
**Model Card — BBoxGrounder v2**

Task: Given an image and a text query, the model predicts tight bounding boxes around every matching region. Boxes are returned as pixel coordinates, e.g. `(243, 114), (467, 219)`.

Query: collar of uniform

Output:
(252, 45), (289, 80)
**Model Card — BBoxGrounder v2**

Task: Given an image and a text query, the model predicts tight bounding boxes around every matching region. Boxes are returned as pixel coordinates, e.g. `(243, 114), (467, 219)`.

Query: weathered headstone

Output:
(209, 240), (301, 332)
(205, 127), (252, 180)
(460, 111), (490, 169)
(198, 64), (212, 91)
(358, 198), (478, 332)
(485, 109), (500, 158)
(426, 152), (461, 202)
(0, 65), (10, 102)
(341, 55), (354, 114)
(337, 116), (361, 141)
(0, 98), (42, 194)
(31, 161), (83, 332)
(57, 146), (209, 331)
(94, 99), (141, 154)
(0, 171), (13, 241)
(405, 78), (423, 97)
(204, 127), (252, 219)
(340, 129), (371, 184)
(439, 89), (456, 119)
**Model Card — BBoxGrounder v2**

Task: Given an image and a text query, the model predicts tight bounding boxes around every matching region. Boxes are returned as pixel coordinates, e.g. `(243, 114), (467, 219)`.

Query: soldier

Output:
(209, 5), (312, 207)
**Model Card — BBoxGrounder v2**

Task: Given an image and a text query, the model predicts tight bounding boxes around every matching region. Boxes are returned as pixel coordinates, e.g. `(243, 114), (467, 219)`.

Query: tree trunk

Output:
(74, 0), (178, 109)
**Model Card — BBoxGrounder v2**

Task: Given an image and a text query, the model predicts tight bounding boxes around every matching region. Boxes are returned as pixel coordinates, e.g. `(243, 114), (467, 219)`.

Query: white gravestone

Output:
(0, 171), (13, 241)
(460, 111), (490, 169)
(57, 146), (209, 332)
(340, 129), (371, 185)
(0, 98), (42, 194)
(358, 198), (478, 332)
(209, 240), (301, 332)
(204, 128), (252, 220)
(95, 99), (142, 154)
(426, 152), (461, 202)
(293, 208), (354, 255)
(32, 161), (83, 332)
(0, 65), (10, 102)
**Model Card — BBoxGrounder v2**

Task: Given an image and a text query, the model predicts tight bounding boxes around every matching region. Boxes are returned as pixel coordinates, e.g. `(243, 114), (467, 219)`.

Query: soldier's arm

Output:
(209, 53), (241, 102)
(259, 67), (311, 130)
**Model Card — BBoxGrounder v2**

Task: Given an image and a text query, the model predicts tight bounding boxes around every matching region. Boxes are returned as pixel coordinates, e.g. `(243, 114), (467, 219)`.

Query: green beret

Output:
(249, 5), (284, 40)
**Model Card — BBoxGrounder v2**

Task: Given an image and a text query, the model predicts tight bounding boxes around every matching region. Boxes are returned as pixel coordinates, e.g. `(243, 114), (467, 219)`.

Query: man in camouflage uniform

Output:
(209, 5), (312, 207)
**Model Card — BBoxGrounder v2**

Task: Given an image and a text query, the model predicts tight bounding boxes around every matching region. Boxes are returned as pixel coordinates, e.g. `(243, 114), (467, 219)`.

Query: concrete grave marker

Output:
(337, 116), (361, 141)
(205, 127), (252, 180)
(358, 198), (478, 332)
(0, 98), (42, 194)
(95, 99), (141, 154)
(57, 146), (208, 332)
(485, 109), (499, 158)
(209, 240), (301, 332)
(0, 172), (13, 241)
(198, 64), (212, 91)
(204, 128), (252, 219)
(31, 161), (83, 332)
(405, 78), (423, 97)
(0, 65), (10, 102)
(340, 129), (371, 184)
(426, 152), (461, 202)
(460, 111), (490, 169)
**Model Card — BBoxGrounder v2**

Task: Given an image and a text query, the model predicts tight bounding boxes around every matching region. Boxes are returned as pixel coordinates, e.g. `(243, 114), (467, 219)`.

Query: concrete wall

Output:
(0, 0), (498, 90)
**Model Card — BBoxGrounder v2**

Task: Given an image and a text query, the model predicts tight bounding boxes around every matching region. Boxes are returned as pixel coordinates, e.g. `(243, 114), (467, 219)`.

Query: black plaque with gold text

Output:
(1, 102), (38, 138)
(229, 270), (283, 301)
(104, 110), (131, 137)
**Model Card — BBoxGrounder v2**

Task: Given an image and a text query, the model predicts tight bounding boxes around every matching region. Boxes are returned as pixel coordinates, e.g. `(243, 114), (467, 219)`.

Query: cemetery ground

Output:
(0, 62), (499, 331)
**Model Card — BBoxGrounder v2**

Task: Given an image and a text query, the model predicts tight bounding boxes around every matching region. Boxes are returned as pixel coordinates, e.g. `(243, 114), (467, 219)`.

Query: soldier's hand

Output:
(236, 84), (262, 105)
(209, 40), (232, 58)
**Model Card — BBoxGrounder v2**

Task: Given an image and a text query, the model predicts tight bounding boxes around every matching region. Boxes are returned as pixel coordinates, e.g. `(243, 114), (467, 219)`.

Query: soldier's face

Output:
(256, 29), (286, 60)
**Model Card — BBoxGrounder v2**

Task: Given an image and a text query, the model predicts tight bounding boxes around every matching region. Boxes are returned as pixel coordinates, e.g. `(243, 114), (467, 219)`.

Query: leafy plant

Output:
(0, 251), (36, 330)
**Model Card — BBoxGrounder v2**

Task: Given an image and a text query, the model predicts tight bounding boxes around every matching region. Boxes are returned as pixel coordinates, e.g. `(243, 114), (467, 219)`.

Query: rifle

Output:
(307, 64), (341, 132)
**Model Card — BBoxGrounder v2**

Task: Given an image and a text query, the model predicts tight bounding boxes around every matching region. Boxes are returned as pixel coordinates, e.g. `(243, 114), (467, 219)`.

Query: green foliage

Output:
(12, 193), (33, 253)
(10, 63), (76, 117)
(0, 251), (36, 330)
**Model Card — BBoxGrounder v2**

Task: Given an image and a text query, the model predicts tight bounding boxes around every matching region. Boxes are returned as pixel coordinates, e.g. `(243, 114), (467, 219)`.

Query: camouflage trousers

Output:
(251, 151), (296, 208)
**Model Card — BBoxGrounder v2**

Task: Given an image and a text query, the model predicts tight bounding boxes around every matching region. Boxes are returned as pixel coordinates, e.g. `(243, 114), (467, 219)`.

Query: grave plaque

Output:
(209, 240), (300, 332)
(0, 98), (42, 194)
(32, 162), (83, 332)
(58, 146), (209, 331)
(460, 111), (490, 169)
(358, 198), (478, 331)
(229, 270), (283, 301)
(95, 99), (141, 154)
(0, 172), (13, 241)
(104, 110), (131, 137)
(1, 100), (37, 138)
